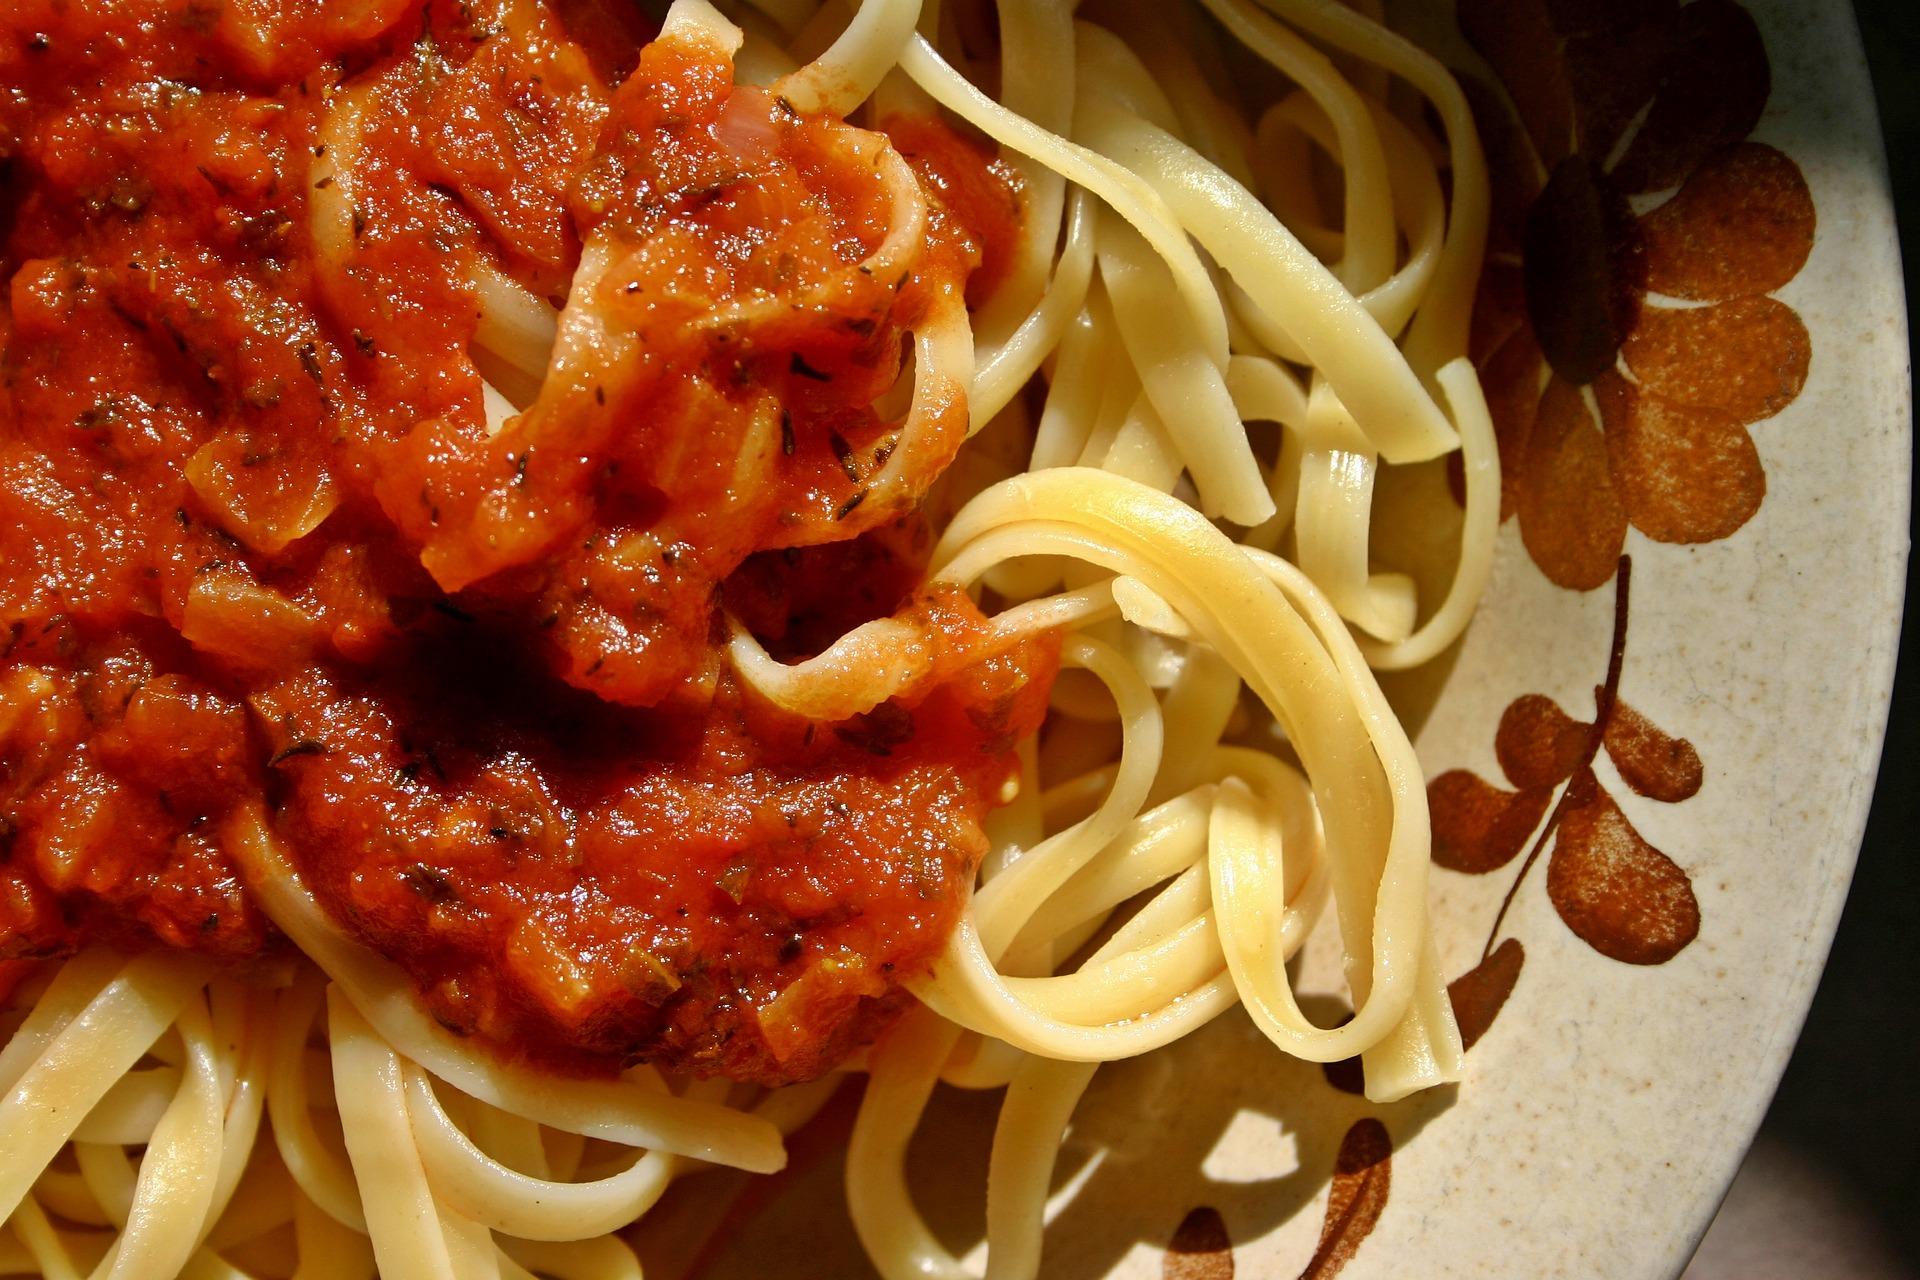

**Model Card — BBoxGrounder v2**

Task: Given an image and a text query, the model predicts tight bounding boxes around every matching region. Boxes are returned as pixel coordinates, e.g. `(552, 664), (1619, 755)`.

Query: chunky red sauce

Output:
(0, 0), (1049, 1083)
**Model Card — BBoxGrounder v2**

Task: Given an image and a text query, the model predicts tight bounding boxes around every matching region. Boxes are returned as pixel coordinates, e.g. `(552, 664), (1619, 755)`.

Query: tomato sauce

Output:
(0, 0), (1049, 1083)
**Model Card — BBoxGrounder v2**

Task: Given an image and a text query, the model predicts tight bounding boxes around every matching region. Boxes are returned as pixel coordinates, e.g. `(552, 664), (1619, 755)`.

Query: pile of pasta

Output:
(0, 0), (1496, 1274)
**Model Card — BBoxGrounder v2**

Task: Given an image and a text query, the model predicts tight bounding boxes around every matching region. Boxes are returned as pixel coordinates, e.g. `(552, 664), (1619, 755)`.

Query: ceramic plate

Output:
(655, 1), (1911, 1274)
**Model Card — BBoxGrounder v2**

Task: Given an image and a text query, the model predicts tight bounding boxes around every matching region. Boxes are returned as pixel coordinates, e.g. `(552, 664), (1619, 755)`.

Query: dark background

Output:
(1737, 0), (1919, 1267)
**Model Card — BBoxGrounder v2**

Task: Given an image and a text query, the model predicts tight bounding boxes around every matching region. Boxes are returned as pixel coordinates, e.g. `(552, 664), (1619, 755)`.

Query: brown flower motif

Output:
(1427, 557), (1702, 1069)
(1458, 0), (1815, 589)
(1431, 686), (1704, 967)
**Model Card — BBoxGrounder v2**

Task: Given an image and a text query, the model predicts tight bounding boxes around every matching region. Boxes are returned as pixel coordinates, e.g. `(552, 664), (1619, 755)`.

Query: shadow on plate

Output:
(641, 997), (1456, 1279)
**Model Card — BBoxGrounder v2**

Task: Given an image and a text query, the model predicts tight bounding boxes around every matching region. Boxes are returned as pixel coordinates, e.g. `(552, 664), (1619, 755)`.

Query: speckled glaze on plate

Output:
(668, 1), (1911, 1275)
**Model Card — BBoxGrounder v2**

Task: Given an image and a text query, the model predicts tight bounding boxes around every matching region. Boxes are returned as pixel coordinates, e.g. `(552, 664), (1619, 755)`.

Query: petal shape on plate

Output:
(1621, 296), (1810, 425)
(1559, 2), (1679, 169)
(1518, 377), (1628, 590)
(1470, 260), (1531, 366)
(1473, 322), (1546, 519)
(1458, 0), (1579, 167)
(1639, 143), (1815, 302)
(1611, 0), (1771, 196)
(1595, 371), (1765, 544)
(1462, 78), (1544, 258)
(1460, 0), (1678, 170)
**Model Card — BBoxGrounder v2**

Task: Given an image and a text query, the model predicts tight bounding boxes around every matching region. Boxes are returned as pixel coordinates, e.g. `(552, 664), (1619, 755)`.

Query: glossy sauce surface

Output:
(0, 0), (1045, 1082)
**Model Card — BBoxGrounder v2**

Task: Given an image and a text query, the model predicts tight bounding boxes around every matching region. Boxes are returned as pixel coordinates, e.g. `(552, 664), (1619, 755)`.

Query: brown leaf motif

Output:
(1298, 1119), (1393, 1280)
(1429, 770), (1553, 874)
(1435, 562), (1702, 1059)
(1462, 1), (1812, 589)
(1496, 693), (1591, 789)
(1448, 938), (1526, 1051)
(1547, 771), (1701, 965)
(1603, 697), (1704, 802)
(1165, 1206), (1234, 1279)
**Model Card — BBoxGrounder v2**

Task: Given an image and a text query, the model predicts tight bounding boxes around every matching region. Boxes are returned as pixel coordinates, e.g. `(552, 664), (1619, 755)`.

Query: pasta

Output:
(0, 0), (1498, 1273)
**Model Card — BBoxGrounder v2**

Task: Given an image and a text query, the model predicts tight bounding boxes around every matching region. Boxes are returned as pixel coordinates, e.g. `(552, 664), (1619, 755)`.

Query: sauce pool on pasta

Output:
(1, 2), (1052, 1086)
